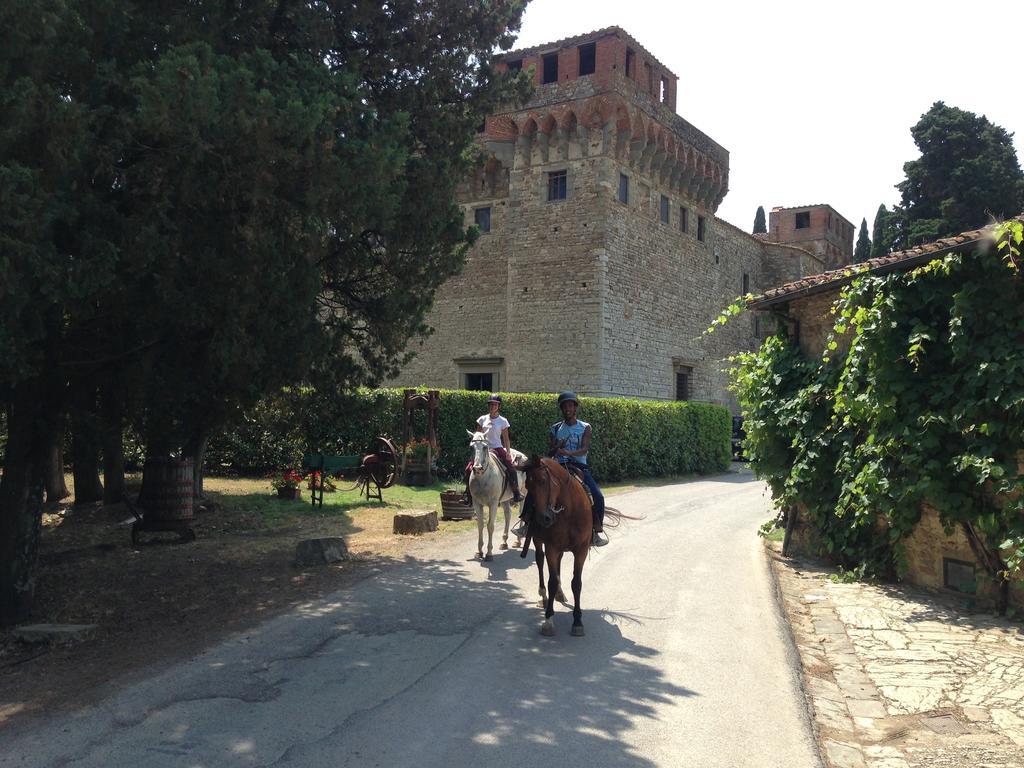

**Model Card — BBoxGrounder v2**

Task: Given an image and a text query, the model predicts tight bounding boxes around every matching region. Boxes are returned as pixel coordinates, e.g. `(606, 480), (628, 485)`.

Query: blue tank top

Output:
(550, 420), (589, 465)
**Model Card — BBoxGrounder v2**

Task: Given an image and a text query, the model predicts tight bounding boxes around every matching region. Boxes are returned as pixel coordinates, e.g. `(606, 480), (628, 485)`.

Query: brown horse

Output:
(520, 456), (592, 637)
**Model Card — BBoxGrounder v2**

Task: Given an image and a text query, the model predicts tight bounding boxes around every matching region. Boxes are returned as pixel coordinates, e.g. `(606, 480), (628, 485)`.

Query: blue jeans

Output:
(564, 461), (604, 529)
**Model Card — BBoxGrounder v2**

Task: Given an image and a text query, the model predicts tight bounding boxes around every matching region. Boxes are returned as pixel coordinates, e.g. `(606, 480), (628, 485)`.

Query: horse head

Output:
(466, 430), (490, 475)
(521, 456), (565, 528)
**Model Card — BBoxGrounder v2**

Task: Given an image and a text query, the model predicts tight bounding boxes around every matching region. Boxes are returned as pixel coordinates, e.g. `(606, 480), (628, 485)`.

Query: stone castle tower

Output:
(394, 27), (828, 406)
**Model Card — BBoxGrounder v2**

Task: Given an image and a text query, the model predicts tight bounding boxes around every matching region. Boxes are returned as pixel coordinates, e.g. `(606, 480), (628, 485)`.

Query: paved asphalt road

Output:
(2, 466), (821, 767)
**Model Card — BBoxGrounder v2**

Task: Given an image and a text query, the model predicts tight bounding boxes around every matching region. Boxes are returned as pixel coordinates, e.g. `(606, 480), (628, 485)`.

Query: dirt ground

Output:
(0, 476), (479, 732)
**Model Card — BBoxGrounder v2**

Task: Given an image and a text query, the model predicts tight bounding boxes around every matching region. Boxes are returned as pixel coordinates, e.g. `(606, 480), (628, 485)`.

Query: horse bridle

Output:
(527, 459), (565, 529)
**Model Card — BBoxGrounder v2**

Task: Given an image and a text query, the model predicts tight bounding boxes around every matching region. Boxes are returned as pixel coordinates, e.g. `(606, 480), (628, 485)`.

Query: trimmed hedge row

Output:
(206, 389), (732, 482)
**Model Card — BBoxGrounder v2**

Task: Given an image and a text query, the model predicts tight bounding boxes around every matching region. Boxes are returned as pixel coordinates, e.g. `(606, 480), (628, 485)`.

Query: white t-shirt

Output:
(476, 414), (510, 450)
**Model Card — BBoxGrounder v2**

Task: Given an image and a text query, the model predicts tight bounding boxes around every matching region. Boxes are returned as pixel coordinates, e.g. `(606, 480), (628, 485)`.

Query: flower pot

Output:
(276, 487), (301, 500)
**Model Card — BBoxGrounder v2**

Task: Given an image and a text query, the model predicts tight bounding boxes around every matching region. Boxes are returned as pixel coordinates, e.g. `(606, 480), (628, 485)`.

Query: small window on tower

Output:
(578, 43), (596, 76)
(474, 207), (491, 233)
(625, 48), (635, 78)
(660, 76), (669, 103)
(680, 207), (689, 233)
(547, 169), (567, 201)
(618, 173), (629, 204)
(542, 53), (559, 84)
(795, 211), (810, 229)
(697, 215), (706, 242)
(506, 59), (523, 71)
(660, 195), (670, 224)
(742, 272), (750, 295)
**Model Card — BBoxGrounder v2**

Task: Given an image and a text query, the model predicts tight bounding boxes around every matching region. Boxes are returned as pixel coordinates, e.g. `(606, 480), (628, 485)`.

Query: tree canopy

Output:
(893, 102), (1024, 247)
(854, 218), (871, 262)
(870, 204), (893, 258)
(752, 206), (767, 234)
(0, 0), (529, 625)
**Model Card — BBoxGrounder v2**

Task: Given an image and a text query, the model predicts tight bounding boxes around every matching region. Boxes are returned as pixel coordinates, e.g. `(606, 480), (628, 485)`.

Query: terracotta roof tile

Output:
(748, 215), (1024, 308)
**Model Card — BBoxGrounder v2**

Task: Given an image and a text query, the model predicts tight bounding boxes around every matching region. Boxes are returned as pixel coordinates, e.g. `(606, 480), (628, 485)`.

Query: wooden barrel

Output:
(141, 458), (195, 522)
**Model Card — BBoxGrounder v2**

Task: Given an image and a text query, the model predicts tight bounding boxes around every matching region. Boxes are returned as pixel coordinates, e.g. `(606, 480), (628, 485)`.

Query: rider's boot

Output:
(591, 529), (609, 547)
(507, 468), (522, 503)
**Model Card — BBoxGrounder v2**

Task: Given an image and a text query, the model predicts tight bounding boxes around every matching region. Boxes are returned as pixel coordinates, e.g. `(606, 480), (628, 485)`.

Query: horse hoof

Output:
(484, 553), (493, 562)
(499, 542), (508, 550)
(540, 620), (555, 637)
(571, 625), (585, 637)
(475, 552), (483, 560)
(556, 591), (568, 603)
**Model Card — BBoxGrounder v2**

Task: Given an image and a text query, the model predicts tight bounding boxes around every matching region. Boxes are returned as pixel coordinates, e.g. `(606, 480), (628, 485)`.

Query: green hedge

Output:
(206, 388), (731, 482)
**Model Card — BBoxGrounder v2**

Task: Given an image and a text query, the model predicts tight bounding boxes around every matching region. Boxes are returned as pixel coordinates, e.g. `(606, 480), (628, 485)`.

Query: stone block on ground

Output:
(13, 624), (97, 644)
(294, 537), (349, 567)
(393, 510), (438, 535)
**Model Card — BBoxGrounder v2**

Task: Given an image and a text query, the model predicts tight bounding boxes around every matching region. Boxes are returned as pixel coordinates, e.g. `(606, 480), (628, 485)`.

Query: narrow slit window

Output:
(618, 173), (629, 204)
(578, 43), (596, 76)
(697, 215), (706, 242)
(660, 195), (670, 224)
(660, 76), (669, 103)
(680, 207), (689, 233)
(675, 367), (692, 401)
(625, 48), (635, 78)
(742, 272), (750, 295)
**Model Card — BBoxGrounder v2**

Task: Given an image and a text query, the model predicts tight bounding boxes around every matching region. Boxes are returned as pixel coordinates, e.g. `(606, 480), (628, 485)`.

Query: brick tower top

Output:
(768, 204), (855, 270)
(499, 26), (678, 112)
(481, 26), (729, 213)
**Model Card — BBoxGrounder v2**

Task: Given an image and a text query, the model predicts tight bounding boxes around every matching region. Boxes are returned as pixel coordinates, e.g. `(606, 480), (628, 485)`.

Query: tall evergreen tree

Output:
(854, 218), (871, 262)
(871, 204), (893, 257)
(752, 205), (767, 234)
(0, 0), (529, 626)
(893, 101), (1024, 247)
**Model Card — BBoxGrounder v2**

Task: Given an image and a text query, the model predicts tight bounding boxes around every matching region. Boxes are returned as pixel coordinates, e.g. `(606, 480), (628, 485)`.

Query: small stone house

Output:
(748, 218), (1024, 609)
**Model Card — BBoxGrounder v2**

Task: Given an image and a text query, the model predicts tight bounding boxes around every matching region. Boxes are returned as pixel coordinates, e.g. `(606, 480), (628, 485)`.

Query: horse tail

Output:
(601, 505), (644, 527)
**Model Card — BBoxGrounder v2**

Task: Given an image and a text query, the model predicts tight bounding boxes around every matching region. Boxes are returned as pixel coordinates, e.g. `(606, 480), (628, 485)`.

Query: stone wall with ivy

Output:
(732, 221), (1024, 613)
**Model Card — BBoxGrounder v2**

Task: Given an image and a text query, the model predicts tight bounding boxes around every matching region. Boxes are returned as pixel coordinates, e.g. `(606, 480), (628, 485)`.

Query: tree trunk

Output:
(71, 404), (104, 505)
(183, 433), (209, 501)
(100, 383), (125, 505)
(0, 381), (49, 626)
(43, 420), (70, 503)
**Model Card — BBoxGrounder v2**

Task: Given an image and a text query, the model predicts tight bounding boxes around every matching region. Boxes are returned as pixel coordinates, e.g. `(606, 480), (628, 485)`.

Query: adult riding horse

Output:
(519, 456), (592, 637)
(467, 431), (525, 561)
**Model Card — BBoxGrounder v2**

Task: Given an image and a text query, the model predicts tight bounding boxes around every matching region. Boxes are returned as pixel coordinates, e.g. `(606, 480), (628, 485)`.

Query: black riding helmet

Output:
(487, 393), (502, 404)
(557, 391), (578, 409)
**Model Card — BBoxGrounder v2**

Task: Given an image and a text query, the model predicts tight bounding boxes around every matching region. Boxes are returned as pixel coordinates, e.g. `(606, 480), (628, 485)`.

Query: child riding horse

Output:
(519, 456), (592, 637)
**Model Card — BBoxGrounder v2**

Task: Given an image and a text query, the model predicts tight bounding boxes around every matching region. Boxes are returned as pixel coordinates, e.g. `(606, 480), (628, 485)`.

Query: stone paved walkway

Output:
(768, 543), (1024, 768)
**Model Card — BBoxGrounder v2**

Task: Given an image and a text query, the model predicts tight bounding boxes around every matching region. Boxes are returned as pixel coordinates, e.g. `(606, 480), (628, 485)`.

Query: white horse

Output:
(467, 430), (526, 561)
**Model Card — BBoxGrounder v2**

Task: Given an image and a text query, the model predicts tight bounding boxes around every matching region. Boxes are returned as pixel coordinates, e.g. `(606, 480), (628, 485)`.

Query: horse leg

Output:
(555, 551), (568, 603)
(570, 549), (588, 637)
(535, 543), (547, 608)
(500, 501), (510, 549)
(484, 502), (496, 561)
(475, 501), (484, 559)
(541, 547), (560, 636)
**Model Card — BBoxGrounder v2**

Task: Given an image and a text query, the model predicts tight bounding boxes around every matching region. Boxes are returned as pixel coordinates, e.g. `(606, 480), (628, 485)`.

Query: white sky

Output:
(510, 0), (1024, 234)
